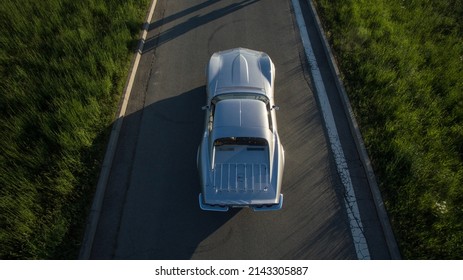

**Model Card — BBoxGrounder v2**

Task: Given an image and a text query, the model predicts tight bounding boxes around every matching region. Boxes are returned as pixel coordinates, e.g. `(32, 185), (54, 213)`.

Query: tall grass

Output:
(0, 0), (150, 259)
(314, 0), (463, 258)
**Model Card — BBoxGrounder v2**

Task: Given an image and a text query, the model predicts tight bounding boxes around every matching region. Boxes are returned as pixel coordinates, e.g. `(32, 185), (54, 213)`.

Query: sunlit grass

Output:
(314, 0), (463, 258)
(0, 0), (150, 259)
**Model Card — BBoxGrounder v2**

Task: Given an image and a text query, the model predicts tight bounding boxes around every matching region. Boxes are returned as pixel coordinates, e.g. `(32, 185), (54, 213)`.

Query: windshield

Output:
(212, 93), (269, 105)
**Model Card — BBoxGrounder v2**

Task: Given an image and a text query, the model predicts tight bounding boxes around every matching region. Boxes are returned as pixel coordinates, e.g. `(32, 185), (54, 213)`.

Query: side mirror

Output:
(202, 105), (210, 110)
(271, 105), (280, 111)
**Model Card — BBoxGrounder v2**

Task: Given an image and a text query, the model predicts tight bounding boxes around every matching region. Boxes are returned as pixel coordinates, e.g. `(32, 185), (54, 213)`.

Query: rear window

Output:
(213, 137), (267, 146)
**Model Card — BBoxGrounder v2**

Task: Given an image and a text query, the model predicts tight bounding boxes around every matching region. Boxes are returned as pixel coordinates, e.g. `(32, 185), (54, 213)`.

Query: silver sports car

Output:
(197, 48), (285, 211)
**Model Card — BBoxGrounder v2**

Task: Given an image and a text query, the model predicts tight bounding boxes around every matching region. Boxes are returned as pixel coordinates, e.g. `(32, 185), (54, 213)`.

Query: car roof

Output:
(214, 99), (268, 129)
(212, 99), (272, 141)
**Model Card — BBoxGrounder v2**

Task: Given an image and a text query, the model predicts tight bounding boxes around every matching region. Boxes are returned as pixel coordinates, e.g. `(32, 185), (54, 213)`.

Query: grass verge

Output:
(313, 0), (463, 258)
(0, 0), (150, 259)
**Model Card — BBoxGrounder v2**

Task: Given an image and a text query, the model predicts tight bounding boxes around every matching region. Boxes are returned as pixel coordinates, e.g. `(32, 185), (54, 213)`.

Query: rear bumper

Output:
(198, 193), (283, 212)
(198, 193), (229, 211)
(252, 194), (283, 211)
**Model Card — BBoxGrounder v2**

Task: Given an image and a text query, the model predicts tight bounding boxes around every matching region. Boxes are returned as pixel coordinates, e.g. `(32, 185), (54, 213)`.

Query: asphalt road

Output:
(88, 0), (391, 259)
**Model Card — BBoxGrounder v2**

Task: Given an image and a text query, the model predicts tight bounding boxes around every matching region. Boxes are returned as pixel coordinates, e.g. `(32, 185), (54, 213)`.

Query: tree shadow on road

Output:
(91, 86), (240, 260)
(143, 0), (260, 52)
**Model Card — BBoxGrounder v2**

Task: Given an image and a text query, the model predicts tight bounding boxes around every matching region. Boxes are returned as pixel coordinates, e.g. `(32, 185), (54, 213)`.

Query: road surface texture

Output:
(87, 0), (392, 259)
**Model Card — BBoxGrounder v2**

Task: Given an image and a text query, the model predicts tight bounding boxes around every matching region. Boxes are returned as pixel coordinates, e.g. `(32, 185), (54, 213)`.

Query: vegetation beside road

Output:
(0, 0), (150, 259)
(314, 0), (463, 258)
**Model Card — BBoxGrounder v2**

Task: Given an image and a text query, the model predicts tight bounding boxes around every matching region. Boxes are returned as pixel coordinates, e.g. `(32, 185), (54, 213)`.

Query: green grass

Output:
(314, 0), (463, 258)
(0, 0), (150, 259)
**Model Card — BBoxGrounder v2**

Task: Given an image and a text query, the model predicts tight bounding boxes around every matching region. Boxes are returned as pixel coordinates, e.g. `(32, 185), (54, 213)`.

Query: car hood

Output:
(207, 48), (274, 98)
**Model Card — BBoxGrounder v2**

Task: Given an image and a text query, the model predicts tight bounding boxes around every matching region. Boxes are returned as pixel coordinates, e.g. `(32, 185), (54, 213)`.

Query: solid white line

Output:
(291, 0), (370, 259)
(306, 0), (400, 258)
(120, 0), (157, 117)
(79, 0), (158, 259)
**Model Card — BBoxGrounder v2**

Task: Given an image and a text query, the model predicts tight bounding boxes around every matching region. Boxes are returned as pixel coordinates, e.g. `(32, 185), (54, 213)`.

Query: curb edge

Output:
(78, 0), (158, 260)
(306, 0), (401, 259)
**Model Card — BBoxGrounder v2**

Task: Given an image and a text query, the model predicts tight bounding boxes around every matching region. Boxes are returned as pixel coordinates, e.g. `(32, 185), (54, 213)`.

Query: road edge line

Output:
(78, 0), (158, 260)
(306, 0), (401, 259)
(291, 0), (371, 259)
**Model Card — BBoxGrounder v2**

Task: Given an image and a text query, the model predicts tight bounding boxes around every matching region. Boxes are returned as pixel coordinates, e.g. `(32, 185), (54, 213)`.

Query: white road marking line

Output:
(291, 0), (371, 260)
(79, 0), (158, 259)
